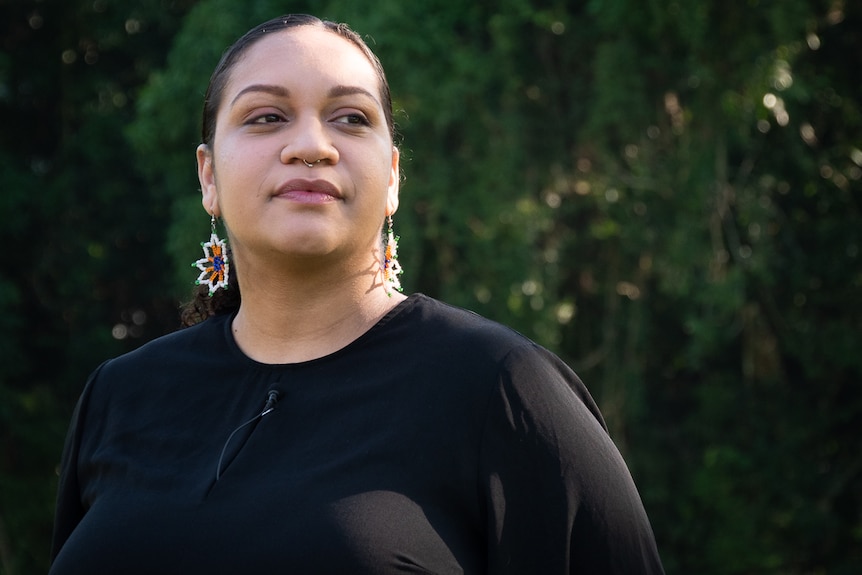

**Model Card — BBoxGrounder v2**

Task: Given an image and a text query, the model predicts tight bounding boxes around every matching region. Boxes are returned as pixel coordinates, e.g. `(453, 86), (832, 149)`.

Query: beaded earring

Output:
(382, 214), (403, 296)
(193, 214), (230, 295)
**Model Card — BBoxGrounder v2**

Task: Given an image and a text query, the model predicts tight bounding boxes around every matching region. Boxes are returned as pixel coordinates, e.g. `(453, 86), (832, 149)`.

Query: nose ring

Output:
(302, 159), (319, 168)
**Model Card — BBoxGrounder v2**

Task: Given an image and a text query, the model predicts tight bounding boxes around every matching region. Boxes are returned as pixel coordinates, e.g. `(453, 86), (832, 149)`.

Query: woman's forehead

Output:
(225, 26), (380, 97)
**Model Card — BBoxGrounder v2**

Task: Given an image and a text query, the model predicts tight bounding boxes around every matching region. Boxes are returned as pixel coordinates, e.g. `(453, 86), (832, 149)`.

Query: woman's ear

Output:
(197, 144), (220, 216)
(386, 146), (400, 216)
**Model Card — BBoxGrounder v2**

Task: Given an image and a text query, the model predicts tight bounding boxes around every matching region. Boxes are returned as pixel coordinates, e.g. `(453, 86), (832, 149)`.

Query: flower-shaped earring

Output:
(382, 215), (403, 296)
(193, 214), (230, 295)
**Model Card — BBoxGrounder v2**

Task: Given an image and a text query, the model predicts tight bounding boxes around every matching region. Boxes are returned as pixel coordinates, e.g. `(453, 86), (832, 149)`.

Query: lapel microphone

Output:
(261, 389), (280, 416)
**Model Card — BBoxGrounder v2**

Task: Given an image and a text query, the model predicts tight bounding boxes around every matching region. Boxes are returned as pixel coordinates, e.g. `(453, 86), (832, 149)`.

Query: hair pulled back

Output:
(180, 14), (396, 327)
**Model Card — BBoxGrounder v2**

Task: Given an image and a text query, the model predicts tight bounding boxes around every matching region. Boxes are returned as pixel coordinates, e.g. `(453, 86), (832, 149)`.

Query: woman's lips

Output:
(277, 190), (339, 203)
(274, 178), (342, 203)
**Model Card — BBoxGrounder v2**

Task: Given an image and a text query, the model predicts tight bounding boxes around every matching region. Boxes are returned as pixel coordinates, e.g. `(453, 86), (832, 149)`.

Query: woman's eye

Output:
(251, 113), (283, 124)
(335, 113), (370, 126)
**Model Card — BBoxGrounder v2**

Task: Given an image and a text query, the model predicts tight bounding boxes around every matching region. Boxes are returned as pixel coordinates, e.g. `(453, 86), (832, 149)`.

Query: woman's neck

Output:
(229, 255), (406, 364)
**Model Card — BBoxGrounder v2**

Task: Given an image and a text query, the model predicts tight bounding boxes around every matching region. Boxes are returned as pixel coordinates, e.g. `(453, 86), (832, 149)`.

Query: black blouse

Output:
(51, 294), (664, 574)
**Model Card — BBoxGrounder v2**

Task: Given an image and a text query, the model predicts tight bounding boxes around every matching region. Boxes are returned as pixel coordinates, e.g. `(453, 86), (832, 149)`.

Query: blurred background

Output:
(1, 0), (860, 573)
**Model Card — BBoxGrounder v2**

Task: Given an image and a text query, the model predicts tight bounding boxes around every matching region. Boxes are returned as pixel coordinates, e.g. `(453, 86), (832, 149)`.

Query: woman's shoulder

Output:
(98, 313), (233, 376)
(402, 293), (544, 361)
(73, 314), (237, 417)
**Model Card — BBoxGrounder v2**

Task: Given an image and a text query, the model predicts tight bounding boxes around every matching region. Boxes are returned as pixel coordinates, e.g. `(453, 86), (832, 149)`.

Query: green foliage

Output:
(0, 1), (197, 572)
(2, 0), (860, 572)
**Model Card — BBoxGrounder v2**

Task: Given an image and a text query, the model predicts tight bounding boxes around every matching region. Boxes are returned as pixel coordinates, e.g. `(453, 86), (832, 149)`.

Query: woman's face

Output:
(197, 25), (399, 273)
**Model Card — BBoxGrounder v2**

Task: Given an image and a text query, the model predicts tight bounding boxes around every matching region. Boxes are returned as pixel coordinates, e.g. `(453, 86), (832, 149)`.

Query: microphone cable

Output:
(215, 389), (280, 482)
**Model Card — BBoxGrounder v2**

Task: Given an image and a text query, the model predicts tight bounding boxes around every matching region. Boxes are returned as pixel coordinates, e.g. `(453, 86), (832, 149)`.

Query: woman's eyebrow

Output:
(328, 84), (380, 106)
(228, 83), (380, 107)
(230, 84), (289, 106)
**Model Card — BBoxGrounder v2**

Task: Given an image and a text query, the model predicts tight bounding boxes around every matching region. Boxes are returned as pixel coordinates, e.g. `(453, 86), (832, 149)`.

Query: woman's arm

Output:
(479, 344), (664, 574)
(50, 363), (103, 561)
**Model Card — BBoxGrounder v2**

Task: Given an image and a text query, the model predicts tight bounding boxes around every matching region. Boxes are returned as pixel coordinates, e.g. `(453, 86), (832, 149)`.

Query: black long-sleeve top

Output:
(50, 294), (664, 574)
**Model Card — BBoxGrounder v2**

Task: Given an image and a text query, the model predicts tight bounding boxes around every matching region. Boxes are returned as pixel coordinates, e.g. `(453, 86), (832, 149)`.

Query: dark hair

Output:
(181, 14), (396, 327)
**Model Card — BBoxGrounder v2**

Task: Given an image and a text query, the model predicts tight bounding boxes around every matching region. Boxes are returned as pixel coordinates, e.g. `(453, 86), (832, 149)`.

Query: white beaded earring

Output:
(193, 214), (230, 295)
(382, 215), (403, 296)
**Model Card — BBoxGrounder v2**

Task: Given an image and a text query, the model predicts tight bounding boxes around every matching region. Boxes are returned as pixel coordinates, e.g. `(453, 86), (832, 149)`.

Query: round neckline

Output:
(220, 293), (423, 369)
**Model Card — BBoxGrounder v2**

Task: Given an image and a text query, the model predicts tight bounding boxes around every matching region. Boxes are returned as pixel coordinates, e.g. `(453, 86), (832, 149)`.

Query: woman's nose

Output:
(279, 115), (338, 166)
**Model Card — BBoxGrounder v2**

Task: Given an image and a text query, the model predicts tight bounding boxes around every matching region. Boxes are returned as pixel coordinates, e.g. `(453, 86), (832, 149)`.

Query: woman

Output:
(50, 14), (664, 574)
